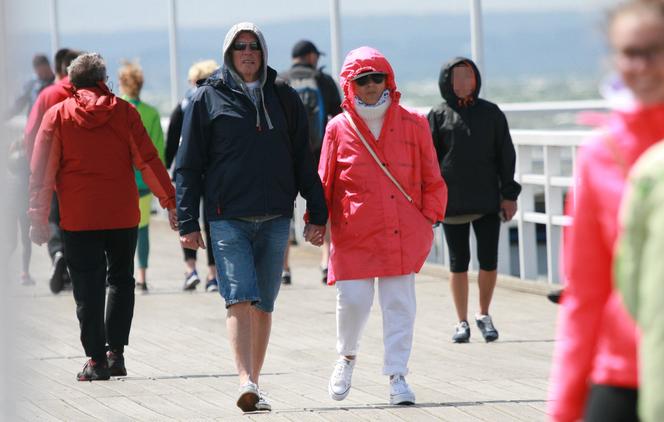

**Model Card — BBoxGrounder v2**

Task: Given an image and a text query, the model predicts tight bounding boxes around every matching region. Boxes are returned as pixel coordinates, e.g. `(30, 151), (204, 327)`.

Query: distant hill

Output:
(8, 11), (610, 113)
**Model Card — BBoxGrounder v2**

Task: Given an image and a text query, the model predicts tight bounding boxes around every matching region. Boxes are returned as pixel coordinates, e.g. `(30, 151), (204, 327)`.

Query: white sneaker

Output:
(389, 375), (415, 405)
(236, 381), (259, 412)
(328, 358), (355, 401)
(255, 389), (271, 411)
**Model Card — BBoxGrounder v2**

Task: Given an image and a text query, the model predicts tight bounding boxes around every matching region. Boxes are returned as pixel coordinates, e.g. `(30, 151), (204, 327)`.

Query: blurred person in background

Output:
(166, 59), (220, 292)
(118, 61), (166, 293)
(428, 57), (521, 344)
(319, 46), (446, 406)
(28, 53), (177, 381)
(24, 48), (82, 294)
(280, 40), (342, 285)
(548, 1), (664, 421)
(6, 54), (54, 118)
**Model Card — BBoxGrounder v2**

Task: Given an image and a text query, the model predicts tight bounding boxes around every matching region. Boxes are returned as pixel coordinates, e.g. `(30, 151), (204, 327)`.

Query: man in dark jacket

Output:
(176, 22), (327, 413)
(280, 40), (342, 285)
(428, 57), (521, 345)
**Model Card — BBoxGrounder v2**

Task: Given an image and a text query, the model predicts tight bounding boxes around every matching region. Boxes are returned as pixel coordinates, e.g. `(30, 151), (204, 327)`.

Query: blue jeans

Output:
(209, 217), (290, 313)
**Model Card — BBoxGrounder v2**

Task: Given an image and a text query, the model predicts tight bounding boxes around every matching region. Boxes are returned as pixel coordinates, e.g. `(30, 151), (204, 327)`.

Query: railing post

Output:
(168, 0), (179, 109)
(516, 145), (539, 280)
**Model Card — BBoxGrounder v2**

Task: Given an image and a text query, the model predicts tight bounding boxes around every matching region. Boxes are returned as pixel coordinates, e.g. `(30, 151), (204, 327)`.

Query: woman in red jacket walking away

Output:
(28, 53), (178, 382)
(319, 46), (447, 405)
(548, 1), (664, 421)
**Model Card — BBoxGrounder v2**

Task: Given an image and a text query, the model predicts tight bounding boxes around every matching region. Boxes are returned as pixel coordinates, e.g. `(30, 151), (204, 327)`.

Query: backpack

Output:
(282, 66), (326, 152)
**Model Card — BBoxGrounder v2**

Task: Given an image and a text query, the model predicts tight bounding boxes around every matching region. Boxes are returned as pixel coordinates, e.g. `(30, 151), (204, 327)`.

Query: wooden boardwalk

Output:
(7, 219), (557, 421)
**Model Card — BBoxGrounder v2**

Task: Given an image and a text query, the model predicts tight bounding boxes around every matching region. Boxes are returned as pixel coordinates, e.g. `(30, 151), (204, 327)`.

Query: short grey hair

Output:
(68, 53), (107, 88)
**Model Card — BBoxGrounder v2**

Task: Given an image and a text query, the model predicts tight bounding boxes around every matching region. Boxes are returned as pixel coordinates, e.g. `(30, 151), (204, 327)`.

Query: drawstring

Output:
(260, 90), (274, 130)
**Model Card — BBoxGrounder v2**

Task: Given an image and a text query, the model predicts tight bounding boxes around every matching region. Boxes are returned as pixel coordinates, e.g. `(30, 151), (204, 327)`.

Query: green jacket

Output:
(615, 140), (664, 422)
(123, 96), (165, 195)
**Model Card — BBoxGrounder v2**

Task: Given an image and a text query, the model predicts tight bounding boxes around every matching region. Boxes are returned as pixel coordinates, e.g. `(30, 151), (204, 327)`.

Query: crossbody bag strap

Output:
(343, 110), (413, 203)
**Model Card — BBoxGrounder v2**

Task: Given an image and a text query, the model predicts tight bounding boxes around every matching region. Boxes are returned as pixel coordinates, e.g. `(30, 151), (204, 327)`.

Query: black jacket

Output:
(175, 66), (328, 235)
(428, 57), (521, 217)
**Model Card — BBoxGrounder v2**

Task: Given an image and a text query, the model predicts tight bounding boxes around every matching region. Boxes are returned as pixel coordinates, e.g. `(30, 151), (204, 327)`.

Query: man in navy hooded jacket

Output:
(175, 22), (327, 412)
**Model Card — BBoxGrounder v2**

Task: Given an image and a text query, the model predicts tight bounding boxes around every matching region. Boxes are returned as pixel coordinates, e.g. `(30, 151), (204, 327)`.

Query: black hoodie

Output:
(427, 57), (521, 217)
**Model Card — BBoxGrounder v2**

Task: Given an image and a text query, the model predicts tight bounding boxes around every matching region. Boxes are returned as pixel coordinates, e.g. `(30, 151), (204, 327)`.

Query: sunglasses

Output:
(232, 41), (261, 51)
(354, 73), (386, 86)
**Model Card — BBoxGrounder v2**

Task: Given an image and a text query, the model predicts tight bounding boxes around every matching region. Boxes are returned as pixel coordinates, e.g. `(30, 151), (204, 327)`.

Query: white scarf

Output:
(354, 90), (391, 139)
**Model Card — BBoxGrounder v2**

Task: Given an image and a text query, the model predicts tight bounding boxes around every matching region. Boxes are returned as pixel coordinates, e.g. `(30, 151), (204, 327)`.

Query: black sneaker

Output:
(321, 267), (328, 285)
(106, 351), (127, 377)
(281, 269), (291, 285)
(49, 251), (67, 294)
(452, 320), (471, 343)
(475, 314), (499, 342)
(547, 289), (564, 304)
(77, 359), (110, 381)
(136, 281), (148, 293)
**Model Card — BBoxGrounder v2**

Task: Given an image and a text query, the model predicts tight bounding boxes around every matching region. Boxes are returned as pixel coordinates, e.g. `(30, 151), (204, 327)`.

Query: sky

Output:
(6, 0), (620, 34)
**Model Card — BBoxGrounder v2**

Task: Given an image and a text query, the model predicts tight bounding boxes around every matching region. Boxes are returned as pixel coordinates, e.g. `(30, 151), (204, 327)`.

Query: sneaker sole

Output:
(390, 392), (416, 405)
(77, 372), (111, 381)
(255, 402), (272, 411)
(484, 335), (499, 343)
(236, 391), (259, 412)
(452, 337), (470, 343)
(328, 381), (351, 401)
(183, 278), (200, 291)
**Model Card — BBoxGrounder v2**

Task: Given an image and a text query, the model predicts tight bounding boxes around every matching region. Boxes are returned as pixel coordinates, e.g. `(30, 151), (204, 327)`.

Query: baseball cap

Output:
(292, 40), (324, 58)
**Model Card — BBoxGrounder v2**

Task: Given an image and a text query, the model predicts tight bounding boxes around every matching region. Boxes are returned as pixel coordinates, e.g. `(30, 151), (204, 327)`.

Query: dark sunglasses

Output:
(354, 73), (386, 86)
(232, 41), (261, 51)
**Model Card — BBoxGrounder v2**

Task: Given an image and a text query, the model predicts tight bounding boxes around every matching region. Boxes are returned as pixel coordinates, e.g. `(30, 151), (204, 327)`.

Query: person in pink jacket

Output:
(318, 46), (447, 406)
(548, 1), (664, 421)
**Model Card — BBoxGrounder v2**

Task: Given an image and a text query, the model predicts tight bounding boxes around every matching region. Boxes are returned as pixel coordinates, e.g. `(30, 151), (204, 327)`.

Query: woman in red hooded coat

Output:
(318, 46), (447, 405)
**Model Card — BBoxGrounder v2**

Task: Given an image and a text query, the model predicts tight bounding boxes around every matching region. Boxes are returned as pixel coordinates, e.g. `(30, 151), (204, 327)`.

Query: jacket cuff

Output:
(178, 220), (201, 236)
(306, 210), (328, 226)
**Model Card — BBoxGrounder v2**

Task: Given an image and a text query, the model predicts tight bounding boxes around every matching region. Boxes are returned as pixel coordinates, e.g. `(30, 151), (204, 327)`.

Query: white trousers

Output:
(335, 273), (416, 376)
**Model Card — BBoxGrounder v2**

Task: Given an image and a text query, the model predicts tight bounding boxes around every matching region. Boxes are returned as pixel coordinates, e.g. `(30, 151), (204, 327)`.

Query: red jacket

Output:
(548, 104), (664, 422)
(28, 84), (175, 231)
(24, 76), (74, 161)
(318, 47), (447, 284)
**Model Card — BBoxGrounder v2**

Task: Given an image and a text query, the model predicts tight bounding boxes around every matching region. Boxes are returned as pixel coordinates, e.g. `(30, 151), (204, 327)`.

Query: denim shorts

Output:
(209, 216), (290, 313)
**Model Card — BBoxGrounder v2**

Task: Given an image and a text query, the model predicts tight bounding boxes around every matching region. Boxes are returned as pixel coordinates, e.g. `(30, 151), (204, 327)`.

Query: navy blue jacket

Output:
(175, 66), (328, 235)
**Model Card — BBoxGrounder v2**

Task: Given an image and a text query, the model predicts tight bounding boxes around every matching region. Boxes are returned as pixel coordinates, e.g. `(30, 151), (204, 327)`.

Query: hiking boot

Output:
(236, 381), (259, 412)
(106, 351), (127, 377)
(328, 358), (355, 401)
(205, 278), (219, 292)
(183, 270), (200, 291)
(255, 389), (272, 411)
(49, 251), (67, 294)
(475, 314), (499, 342)
(321, 267), (328, 284)
(452, 320), (471, 343)
(77, 358), (110, 381)
(389, 375), (415, 405)
(281, 269), (291, 285)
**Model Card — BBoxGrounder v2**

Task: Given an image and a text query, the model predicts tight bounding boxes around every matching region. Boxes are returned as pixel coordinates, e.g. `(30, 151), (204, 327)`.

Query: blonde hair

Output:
(188, 59), (219, 84)
(118, 61), (144, 98)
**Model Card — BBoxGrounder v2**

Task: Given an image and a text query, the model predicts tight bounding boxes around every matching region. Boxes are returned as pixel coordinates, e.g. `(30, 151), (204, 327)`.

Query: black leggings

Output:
(442, 213), (500, 273)
(584, 384), (639, 422)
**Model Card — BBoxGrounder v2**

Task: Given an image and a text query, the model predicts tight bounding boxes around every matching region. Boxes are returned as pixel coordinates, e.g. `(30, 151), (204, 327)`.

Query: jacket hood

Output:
(221, 22), (268, 89)
(69, 83), (118, 129)
(339, 46), (400, 110)
(438, 57), (482, 107)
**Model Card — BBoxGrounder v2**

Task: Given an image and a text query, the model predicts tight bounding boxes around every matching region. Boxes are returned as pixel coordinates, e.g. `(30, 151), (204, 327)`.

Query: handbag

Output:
(342, 110), (413, 203)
